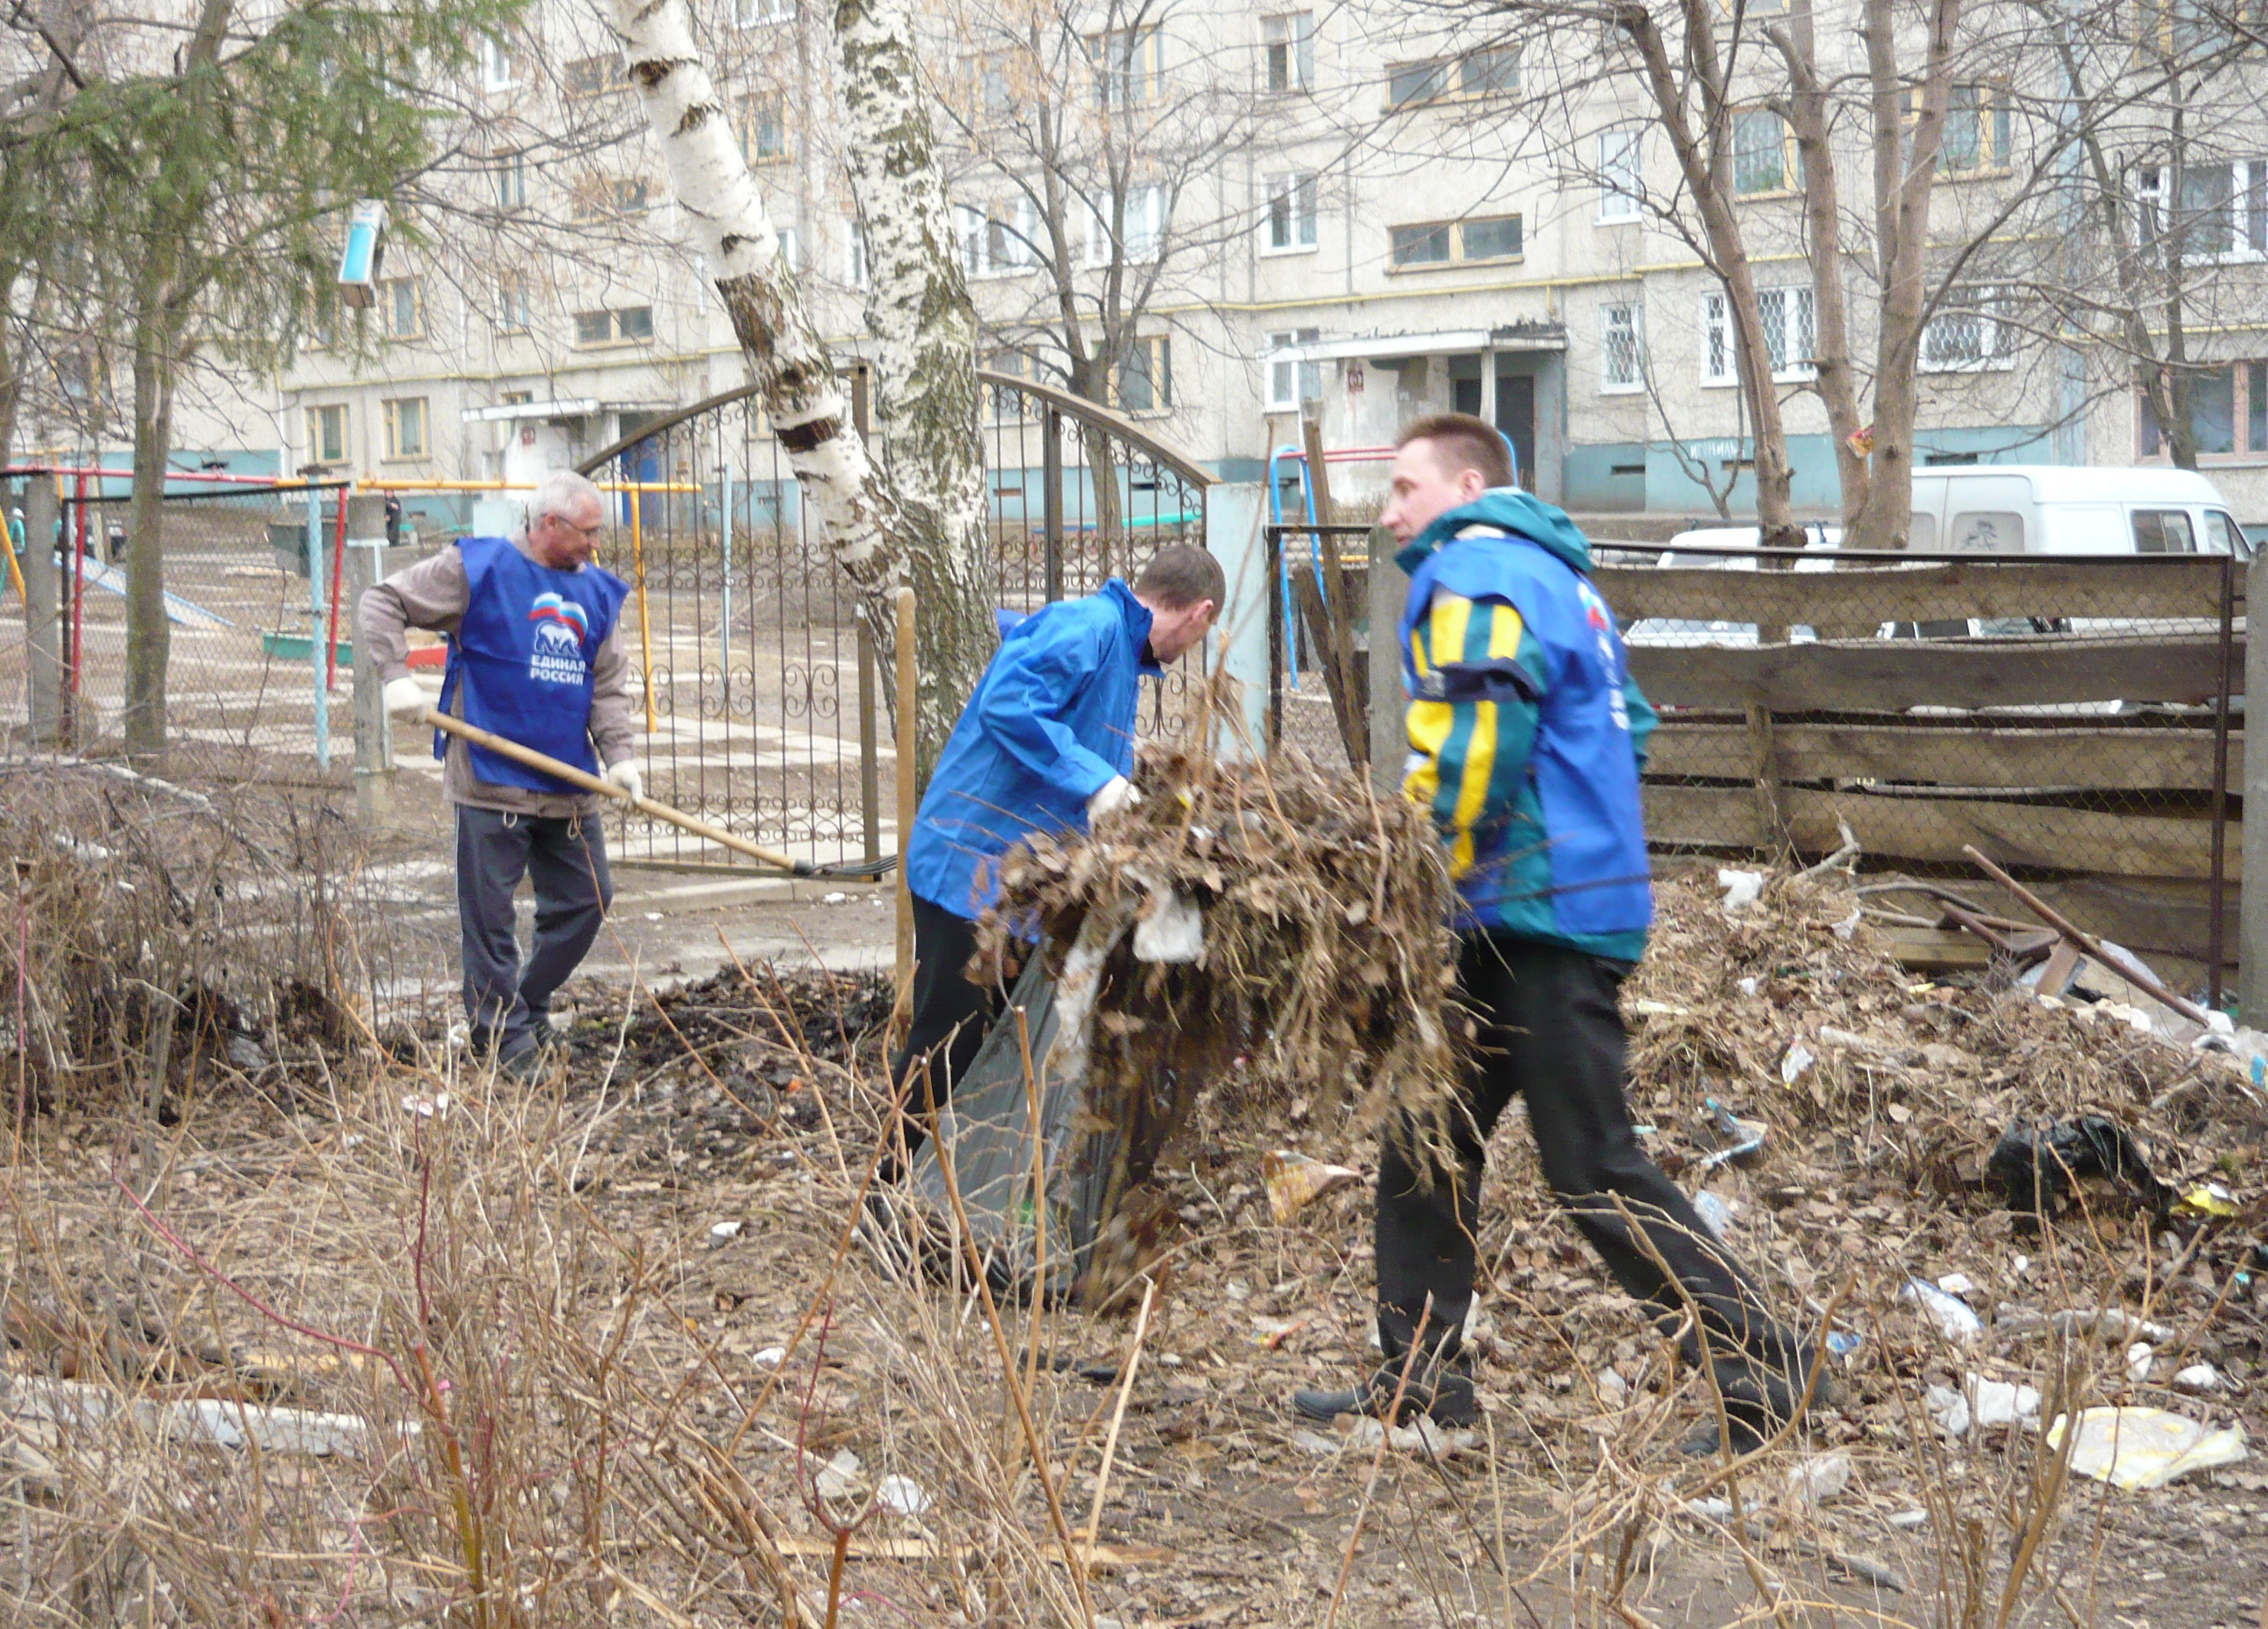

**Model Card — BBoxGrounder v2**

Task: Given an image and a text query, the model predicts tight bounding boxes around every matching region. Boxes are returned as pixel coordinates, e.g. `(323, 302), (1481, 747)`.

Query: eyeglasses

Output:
(546, 513), (605, 540)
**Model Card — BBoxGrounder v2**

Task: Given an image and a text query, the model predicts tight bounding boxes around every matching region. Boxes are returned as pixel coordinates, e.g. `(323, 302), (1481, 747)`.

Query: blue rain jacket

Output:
(906, 579), (1159, 919)
(1398, 490), (1656, 960)
(438, 535), (629, 795)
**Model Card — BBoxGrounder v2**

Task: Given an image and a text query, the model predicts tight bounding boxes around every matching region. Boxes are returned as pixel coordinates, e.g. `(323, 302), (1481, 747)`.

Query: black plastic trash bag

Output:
(1988, 1115), (2172, 1216)
(906, 951), (1120, 1302)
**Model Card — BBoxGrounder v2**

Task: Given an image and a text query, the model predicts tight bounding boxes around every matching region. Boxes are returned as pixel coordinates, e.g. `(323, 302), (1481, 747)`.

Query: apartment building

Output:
(264, 0), (2268, 526)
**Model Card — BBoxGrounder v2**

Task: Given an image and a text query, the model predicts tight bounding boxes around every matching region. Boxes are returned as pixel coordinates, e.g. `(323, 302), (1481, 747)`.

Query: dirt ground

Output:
(6, 778), (2268, 1627)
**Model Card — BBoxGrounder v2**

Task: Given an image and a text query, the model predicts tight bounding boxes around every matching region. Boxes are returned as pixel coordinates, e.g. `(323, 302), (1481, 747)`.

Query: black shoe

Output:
(1679, 1345), (1830, 1457)
(526, 1017), (565, 1051)
(851, 1187), (919, 1280)
(499, 1042), (552, 1083)
(1293, 1355), (1477, 1428)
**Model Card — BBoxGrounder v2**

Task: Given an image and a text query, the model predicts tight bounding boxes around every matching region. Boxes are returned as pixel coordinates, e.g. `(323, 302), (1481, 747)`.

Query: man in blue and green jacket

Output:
(1293, 415), (1817, 1455)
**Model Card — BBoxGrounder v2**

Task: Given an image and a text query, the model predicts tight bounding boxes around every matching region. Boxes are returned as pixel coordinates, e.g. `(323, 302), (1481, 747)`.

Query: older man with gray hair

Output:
(358, 469), (641, 1078)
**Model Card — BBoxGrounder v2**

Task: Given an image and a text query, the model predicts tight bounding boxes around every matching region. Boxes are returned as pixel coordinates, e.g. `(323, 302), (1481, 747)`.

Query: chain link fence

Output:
(1, 479), (366, 783)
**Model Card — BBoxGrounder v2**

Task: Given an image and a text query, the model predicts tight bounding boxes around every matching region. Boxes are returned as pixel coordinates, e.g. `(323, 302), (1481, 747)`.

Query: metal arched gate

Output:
(575, 372), (1213, 870)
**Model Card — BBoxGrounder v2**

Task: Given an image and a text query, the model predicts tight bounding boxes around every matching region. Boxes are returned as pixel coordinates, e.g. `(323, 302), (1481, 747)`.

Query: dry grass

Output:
(5, 796), (2267, 1628)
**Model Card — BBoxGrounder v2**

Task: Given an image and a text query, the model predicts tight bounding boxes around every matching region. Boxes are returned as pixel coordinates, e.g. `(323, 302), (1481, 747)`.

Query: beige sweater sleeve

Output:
(356, 544), (468, 682)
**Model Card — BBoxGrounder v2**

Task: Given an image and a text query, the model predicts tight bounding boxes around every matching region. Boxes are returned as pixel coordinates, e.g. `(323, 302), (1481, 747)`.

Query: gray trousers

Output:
(454, 805), (613, 1058)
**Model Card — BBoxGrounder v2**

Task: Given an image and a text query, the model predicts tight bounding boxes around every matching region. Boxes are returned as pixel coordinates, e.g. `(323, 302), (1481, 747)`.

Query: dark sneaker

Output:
(499, 1040), (562, 1083)
(851, 1186), (921, 1280)
(1679, 1345), (1833, 1457)
(1293, 1355), (1477, 1428)
(1678, 1414), (1768, 1458)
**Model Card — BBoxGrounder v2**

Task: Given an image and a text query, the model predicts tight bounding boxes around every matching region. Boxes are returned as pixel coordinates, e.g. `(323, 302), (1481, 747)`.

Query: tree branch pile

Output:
(975, 746), (1467, 1160)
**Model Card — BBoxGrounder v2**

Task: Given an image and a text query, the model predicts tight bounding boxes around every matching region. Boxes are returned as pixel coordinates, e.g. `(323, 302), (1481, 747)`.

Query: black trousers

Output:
(1375, 933), (1804, 1388)
(886, 893), (1003, 1163)
(456, 805), (612, 1060)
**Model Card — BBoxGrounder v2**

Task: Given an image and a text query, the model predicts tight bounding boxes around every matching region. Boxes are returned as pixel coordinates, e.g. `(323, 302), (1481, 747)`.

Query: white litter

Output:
(2175, 1363), (2223, 1393)
(810, 1448), (863, 1500)
(1344, 1415), (1479, 1460)
(2127, 1342), (2155, 1382)
(1831, 907), (1863, 941)
(1926, 1385), (1971, 1438)
(1937, 1273), (1977, 1297)
(1737, 976), (1760, 997)
(1686, 1496), (1738, 1522)
(1903, 1278), (1983, 1342)
(1131, 883), (1205, 964)
(752, 1346), (786, 1368)
(821, 891), (849, 905)
(1788, 1452), (1851, 1505)
(1886, 1509), (1929, 1531)
(1291, 1428), (1342, 1457)
(1967, 1376), (2043, 1430)
(1781, 1044), (1816, 1084)
(708, 1221), (743, 1241)
(2047, 1407), (2249, 1490)
(1595, 1368), (1630, 1408)
(1718, 869), (1765, 912)
(877, 1473), (932, 1516)
(400, 1092), (452, 1119)
(1693, 1191), (1735, 1239)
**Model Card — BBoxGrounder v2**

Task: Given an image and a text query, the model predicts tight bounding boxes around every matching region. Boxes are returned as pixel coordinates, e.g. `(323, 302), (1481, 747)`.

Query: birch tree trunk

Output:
(833, 0), (998, 762)
(612, 0), (991, 781)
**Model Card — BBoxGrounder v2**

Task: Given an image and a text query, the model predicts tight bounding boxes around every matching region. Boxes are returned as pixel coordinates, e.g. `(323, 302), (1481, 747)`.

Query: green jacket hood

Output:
(1396, 489), (1594, 577)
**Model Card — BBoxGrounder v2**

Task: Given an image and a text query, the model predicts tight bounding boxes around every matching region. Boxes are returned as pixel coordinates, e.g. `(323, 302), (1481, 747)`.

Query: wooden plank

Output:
(1644, 719), (2238, 791)
(1879, 925), (1996, 971)
(1597, 557), (2227, 626)
(1628, 634), (2234, 711)
(1643, 783), (2234, 880)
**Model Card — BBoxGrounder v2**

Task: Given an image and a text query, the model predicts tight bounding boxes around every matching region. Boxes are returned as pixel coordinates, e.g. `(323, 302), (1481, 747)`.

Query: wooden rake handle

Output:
(422, 707), (811, 876)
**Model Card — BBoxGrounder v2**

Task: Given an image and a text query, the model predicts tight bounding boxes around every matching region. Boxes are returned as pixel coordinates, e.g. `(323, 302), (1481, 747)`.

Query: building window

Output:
(847, 219), (868, 287)
(306, 405), (349, 465)
(1266, 328), (1322, 411)
(1091, 27), (1162, 110)
(381, 277), (422, 340)
(1734, 108), (1797, 195)
(575, 306), (654, 346)
(614, 176), (651, 215)
(975, 51), (1018, 122)
(1758, 286), (1815, 379)
(498, 274), (531, 333)
(959, 198), (1040, 277)
(1388, 214), (1520, 268)
(1919, 287), (2015, 371)
(1601, 301), (1644, 391)
(1941, 83), (2011, 173)
(2134, 159), (2268, 261)
(735, 0), (792, 22)
(741, 93), (786, 164)
(1265, 172), (1318, 251)
(2141, 361), (2268, 457)
(382, 397), (428, 461)
(479, 34), (516, 92)
(1263, 13), (1313, 93)
(494, 151), (527, 211)
(1599, 130), (1642, 221)
(777, 227), (800, 271)
(1116, 336), (1171, 413)
(1386, 44), (1519, 109)
(1089, 183), (1167, 264)
(571, 175), (652, 222)
(1700, 291), (1735, 385)
(565, 53), (625, 97)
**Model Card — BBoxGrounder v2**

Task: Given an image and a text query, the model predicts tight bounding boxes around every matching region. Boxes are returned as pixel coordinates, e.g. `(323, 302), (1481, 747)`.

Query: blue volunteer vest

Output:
(437, 535), (629, 795)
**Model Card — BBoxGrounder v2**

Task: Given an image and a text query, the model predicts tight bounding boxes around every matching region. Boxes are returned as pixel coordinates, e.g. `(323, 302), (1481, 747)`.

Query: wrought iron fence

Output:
(575, 369), (1213, 869)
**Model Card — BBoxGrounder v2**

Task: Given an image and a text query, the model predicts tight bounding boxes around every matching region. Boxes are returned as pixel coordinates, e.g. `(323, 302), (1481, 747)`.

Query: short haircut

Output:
(529, 469), (604, 529)
(1397, 412), (1513, 491)
(1135, 543), (1225, 610)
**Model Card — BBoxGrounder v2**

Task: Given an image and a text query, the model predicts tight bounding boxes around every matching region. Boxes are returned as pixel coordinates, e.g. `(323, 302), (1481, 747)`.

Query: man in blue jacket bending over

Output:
(1293, 415), (1818, 1456)
(890, 544), (1223, 1168)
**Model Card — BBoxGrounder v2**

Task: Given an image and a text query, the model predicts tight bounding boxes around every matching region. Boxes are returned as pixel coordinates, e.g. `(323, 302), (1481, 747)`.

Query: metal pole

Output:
(1043, 407), (1064, 603)
(70, 474), (86, 740)
(629, 480), (656, 734)
(895, 586), (917, 1026)
(307, 482), (328, 770)
(857, 610), (880, 867)
(2209, 551), (2234, 1009)
(326, 483), (349, 692)
(344, 493), (395, 824)
(1266, 526), (1283, 751)
(24, 475), (58, 742)
(2240, 544), (2268, 1021)
(718, 454), (733, 678)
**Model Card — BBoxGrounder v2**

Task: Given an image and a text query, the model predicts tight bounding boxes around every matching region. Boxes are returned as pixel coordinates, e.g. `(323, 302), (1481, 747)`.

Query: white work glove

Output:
(602, 759), (644, 803)
(382, 677), (430, 719)
(1086, 775), (1141, 824)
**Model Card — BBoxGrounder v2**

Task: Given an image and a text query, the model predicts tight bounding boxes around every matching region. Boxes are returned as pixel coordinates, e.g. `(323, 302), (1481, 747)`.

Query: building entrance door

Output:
(1496, 372), (1536, 490)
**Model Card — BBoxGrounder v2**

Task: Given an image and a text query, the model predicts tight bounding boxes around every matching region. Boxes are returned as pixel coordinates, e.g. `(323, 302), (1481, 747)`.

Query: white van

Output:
(1909, 465), (2247, 556)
